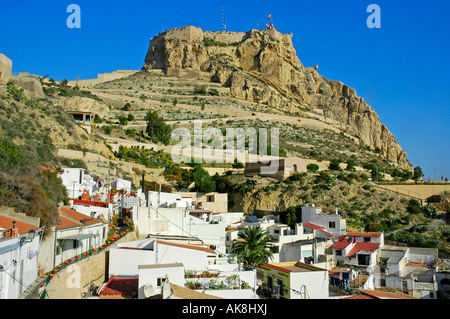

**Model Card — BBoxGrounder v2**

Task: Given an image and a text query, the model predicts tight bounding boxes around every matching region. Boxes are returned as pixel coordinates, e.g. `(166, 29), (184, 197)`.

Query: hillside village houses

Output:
(1, 162), (450, 299)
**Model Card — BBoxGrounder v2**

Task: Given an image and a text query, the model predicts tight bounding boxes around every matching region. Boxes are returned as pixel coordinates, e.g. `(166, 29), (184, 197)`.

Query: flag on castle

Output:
(267, 14), (271, 18)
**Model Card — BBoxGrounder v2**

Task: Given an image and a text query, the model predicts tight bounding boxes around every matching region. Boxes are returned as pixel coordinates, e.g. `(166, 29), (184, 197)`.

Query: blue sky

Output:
(1, 1), (448, 181)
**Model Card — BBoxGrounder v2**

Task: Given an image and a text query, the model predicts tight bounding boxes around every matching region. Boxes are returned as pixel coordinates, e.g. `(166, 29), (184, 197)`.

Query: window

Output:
(157, 277), (166, 287)
(277, 278), (285, 296)
(267, 275), (273, 289)
(363, 237), (371, 242)
(402, 280), (408, 294)
(380, 278), (386, 287)
(329, 221), (336, 228)
(357, 254), (370, 266)
(335, 249), (342, 256)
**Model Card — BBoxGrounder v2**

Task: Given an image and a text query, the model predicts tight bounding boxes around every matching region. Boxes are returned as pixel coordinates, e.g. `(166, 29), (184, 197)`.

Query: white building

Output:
(38, 207), (108, 272)
(301, 205), (346, 238)
(0, 216), (42, 299)
(138, 263), (185, 299)
(134, 206), (229, 254)
(148, 191), (193, 209)
(332, 232), (383, 273)
(108, 238), (219, 276)
(111, 178), (132, 192)
(72, 199), (113, 221)
(373, 245), (439, 298)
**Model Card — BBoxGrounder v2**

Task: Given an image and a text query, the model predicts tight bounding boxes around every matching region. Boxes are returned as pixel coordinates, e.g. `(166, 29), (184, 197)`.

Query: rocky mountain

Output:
(143, 26), (411, 170)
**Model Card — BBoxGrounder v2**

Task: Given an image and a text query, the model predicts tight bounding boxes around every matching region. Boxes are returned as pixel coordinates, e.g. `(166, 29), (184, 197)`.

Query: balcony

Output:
(413, 281), (438, 291)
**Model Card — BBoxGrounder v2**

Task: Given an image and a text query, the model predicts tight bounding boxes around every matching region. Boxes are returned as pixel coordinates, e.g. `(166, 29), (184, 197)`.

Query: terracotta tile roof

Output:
(345, 232), (381, 237)
(263, 261), (327, 273)
(359, 289), (416, 299)
(345, 242), (380, 259)
(406, 261), (426, 267)
(157, 240), (217, 255)
(343, 289), (415, 299)
(60, 207), (103, 226)
(333, 240), (352, 249)
(0, 216), (39, 235)
(343, 294), (374, 299)
(100, 276), (138, 297)
(56, 216), (80, 229)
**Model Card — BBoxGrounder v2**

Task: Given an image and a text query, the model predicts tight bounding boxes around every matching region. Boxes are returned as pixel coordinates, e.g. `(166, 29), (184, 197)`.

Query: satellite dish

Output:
(143, 284), (155, 298)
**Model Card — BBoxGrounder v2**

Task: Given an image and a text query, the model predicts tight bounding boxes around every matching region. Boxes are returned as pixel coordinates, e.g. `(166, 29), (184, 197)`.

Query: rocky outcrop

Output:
(143, 26), (411, 169)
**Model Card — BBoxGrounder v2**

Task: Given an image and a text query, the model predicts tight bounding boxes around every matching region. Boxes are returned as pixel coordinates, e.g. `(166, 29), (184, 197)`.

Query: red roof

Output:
(157, 240), (217, 255)
(60, 207), (103, 227)
(40, 165), (57, 173)
(56, 216), (80, 229)
(346, 242), (380, 259)
(359, 289), (415, 299)
(333, 240), (352, 249)
(0, 216), (39, 235)
(73, 199), (109, 208)
(100, 276), (138, 296)
(345, 232), (381, 237)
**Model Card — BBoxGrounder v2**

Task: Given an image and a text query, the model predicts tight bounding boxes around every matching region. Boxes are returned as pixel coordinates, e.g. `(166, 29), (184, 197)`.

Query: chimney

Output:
(11, 221), (18, 237)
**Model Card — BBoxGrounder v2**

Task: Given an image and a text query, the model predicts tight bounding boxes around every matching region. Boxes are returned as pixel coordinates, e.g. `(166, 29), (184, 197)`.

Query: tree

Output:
(346, 159), (356, 171)
(192, 165), (216, 193)
(307, 163), (319, 173)
(413, 166), (424, 180)
(145, 111), (171, 145)
(328, 159), (341, 171)
(117, 115), (128, 126)
(230, 227), (276, 265)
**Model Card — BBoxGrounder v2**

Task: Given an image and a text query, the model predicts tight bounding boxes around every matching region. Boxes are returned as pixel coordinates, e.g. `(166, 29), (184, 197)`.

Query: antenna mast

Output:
(222, 6), (226, 32)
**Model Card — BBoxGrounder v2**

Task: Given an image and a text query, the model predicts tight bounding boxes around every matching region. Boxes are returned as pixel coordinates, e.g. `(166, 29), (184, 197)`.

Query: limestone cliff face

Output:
(143, 26), (411, 169)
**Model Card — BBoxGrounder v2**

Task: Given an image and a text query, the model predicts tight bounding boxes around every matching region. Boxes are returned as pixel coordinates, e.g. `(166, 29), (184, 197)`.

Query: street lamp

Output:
(20, 229), (36, 245)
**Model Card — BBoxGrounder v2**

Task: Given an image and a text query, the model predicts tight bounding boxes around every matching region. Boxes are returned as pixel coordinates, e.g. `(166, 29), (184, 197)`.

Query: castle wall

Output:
(0, 53), (12, 81)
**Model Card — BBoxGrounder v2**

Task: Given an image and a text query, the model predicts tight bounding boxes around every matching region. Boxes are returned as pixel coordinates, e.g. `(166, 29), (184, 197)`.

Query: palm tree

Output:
(231, 227), (276, 265)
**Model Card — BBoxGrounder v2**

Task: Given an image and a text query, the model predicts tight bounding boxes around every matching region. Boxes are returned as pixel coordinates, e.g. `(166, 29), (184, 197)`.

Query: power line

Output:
(0, 268), (42, 299)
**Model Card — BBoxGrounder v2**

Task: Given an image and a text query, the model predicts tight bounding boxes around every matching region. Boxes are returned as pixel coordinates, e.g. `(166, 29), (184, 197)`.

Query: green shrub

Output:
(307, 163), (319, 173)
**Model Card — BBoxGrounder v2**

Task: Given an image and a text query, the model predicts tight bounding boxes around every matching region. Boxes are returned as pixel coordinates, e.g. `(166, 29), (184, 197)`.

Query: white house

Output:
(134, 206), (228, 254)
(38, 207), (108, 272)
(108, 238), (218, 277)
(332, 232), (383, 273)
(373, 245), (439, 298)
(301, 205), (346, 237)
(148, 191), (193, 209)
(0, 215), (42, 299)
(72, 199), (113, 221)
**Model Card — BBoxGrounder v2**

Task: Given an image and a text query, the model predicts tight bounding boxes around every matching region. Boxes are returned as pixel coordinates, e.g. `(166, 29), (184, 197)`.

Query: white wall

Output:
(135, 206), (227, 251)
(138, 264), (185, 299)
(290, 271), (329, 299)
(109, 240), (214, 276)
(73, 204), (111, 220)
(0, 234), (40, 299)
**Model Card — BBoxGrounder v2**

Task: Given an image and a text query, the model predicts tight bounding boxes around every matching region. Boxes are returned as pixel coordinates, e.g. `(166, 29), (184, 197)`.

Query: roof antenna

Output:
(222, 6), (226, 32)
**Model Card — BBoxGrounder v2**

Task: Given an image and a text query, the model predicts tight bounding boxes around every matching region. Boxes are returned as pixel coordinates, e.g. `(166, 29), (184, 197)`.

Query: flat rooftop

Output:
(264, 261), (326, 273)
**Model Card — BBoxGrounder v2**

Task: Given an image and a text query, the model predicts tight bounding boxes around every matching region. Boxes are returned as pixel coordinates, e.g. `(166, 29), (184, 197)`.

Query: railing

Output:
(39, 226), (133, 299)
(413, 281), (437, 291)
